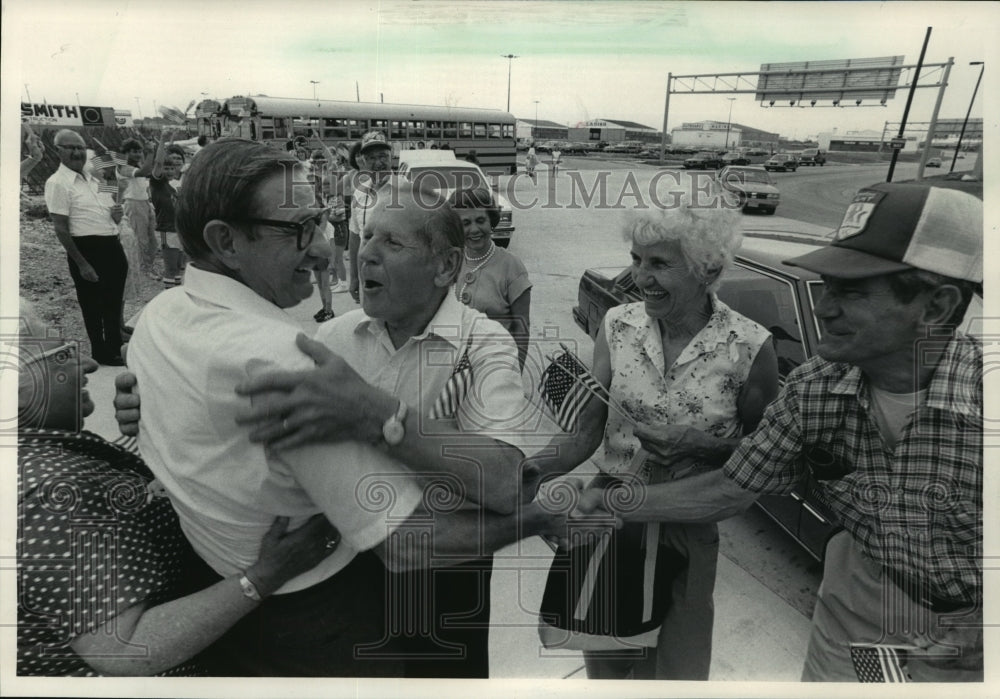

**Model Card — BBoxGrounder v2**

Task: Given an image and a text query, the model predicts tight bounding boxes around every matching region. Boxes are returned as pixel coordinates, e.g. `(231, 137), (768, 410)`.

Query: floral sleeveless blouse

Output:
(601, 296), (770, 482)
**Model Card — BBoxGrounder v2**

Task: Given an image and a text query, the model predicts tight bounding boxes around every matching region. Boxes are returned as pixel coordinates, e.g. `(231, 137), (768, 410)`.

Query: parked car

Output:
(720, 151), (751, 166)
(684, 151), (724, 169)
(745, 147), (770, 156)
(533, 141), (555, 154)
(638, 148), (668, 159)
(926, 157), (942, 168)
(798, 148), (826, 166)
(602, 142), (643, 154)
(717, 166), (780, 214)
(764, 153), (799, 172)
(396, 151), (515, 247)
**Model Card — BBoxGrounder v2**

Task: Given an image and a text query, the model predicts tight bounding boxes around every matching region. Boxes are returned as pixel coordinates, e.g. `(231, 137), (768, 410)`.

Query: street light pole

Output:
(135, 97), (143, 120)
(310, 80), (320, 100)
(951, 61), (983, 173)
(500, 54), (519, 112)
(533, 99), (539, 139)
(724, 98), (736, 150)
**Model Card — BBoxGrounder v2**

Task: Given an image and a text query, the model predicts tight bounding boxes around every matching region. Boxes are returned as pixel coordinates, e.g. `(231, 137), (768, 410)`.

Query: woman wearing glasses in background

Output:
(448, 187), (532, 371)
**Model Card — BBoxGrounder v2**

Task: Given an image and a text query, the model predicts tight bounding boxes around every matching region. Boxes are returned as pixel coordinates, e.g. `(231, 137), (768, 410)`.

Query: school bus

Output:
(204, 96), (518, 175)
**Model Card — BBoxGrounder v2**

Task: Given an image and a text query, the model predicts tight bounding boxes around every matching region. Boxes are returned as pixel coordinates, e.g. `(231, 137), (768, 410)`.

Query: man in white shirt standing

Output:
(45, 129), (127, 366)
(348, 130), (393, 302)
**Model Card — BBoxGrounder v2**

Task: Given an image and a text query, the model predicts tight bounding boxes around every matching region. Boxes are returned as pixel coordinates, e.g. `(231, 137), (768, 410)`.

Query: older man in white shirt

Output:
(124, 140), (575, 677)
(45, 129), (126, 365)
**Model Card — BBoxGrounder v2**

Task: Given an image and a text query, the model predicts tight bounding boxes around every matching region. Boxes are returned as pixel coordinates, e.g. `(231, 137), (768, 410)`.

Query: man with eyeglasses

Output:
(44, 129), (127, 366)
(122, 139), (581, 676)
(348, 130), (394, 303)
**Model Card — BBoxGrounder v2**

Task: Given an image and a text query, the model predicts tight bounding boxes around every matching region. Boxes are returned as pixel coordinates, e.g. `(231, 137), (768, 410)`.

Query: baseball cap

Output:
(359, 130), (391, 154)
(783, 182), (982, 283)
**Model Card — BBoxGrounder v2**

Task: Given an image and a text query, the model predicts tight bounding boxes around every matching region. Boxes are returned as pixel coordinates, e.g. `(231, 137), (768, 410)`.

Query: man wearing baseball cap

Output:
(581, 182), (983, 681)
(347, 131), (394, 302)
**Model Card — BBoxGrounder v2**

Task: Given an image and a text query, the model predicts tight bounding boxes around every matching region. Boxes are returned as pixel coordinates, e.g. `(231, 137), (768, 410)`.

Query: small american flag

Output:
(97, 181), (119, 194)
(538, 350), (604, 432)
(428, 335), (475, 420)
(851, 644), (909, 682)
(108, 151), (129, 167)
(88, 152), (115, 170)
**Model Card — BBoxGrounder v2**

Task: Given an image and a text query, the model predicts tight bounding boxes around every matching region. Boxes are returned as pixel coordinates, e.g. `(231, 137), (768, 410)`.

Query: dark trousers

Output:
(67, 236), (127, 361)
(194, 551), (405, 677)
(388, 556), (494, 678)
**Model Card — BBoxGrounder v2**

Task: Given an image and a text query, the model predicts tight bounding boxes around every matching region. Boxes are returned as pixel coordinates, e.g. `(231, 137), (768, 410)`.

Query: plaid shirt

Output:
(724, 334), (982, 604)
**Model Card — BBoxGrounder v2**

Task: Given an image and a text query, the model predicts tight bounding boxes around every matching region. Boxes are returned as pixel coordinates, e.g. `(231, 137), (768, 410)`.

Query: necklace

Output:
(458, 241), (496, 304)
(464, 241), (495, 263)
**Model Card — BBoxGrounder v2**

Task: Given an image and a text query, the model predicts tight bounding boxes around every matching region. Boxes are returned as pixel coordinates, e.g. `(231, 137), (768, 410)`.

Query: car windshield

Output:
(409, 167), (486, 190)
(724, 169), (772, 184)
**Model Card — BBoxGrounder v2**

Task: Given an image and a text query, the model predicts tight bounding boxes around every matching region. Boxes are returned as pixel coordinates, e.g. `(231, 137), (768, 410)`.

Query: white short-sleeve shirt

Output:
(44, 164), (118, 237)
(129, 265), (423, 593)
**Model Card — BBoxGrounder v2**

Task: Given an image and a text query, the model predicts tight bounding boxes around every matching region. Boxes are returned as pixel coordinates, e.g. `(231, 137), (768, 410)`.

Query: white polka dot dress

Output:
(17, 429), (203, 676)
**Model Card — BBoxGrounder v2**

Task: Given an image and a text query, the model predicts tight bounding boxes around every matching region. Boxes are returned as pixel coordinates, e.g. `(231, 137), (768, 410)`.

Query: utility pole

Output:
(310, 80), (320, 100)
(888, 26), (932, 182)
(533, 100), (539, 139)
(135, 97), (143, 120)
(724, 98), (736, 150)
(951, 61), (984, 172)
(500, 54), (519, 112)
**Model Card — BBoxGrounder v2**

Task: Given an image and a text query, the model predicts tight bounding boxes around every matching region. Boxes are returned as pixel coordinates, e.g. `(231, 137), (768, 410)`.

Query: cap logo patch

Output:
(836, 190), (884, 240)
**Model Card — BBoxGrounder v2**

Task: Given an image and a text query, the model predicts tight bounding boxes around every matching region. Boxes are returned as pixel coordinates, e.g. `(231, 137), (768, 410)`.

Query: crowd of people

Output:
(16, 126), (984, 684)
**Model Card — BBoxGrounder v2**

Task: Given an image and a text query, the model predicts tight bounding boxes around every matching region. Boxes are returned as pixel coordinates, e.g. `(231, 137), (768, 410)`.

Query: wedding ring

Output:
(325, 537), (339, 550)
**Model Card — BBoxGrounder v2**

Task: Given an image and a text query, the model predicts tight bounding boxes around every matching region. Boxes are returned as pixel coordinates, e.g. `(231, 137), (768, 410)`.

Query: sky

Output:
(4, 0), (998, 141)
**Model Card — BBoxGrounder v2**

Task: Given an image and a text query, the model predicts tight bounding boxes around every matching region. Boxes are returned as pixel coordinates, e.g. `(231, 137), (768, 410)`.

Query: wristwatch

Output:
(238, 573), (262, 601)
(382, 399), (408, 447)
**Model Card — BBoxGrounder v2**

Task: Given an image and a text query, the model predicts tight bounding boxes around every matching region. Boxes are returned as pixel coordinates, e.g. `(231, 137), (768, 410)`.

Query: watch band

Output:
(239, 573), (262, 601)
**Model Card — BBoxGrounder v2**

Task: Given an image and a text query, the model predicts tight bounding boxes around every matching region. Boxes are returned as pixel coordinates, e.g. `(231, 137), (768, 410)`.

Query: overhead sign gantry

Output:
(659, 50), (953, 181)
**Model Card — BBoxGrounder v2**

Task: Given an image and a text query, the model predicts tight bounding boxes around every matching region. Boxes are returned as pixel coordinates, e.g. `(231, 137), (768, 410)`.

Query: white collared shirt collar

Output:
(353, 289), (468, 351)
(181, 263), (305, 331)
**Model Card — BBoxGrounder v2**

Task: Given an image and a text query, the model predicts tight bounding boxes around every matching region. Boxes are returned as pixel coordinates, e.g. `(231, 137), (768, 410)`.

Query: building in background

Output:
(568, 119), (661, 144)
(670, 120), (779, 151)
(515, 119), (569, 143)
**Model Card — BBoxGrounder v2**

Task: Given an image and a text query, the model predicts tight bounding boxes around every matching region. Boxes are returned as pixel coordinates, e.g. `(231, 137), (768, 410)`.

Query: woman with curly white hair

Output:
(531, 192), (779, 680)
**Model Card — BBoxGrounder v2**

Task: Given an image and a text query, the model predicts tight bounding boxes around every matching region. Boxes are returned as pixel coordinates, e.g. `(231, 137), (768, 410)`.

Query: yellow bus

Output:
(203, 96), (518, 175)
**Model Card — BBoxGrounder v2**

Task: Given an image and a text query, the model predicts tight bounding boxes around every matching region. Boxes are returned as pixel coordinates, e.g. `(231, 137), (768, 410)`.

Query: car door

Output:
(716, 263), (837, 561)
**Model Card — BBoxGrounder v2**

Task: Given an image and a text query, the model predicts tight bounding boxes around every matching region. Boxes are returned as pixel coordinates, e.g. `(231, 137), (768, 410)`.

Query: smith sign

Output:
(21, 102), (108, 126)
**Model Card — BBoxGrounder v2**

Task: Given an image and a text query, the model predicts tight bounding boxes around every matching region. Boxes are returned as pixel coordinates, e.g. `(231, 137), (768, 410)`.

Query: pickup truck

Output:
(798, 148), (826, 166)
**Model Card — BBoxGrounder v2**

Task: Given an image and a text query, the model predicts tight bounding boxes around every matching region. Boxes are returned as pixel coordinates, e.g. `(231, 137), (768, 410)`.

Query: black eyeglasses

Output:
(235, 211), (328, 250)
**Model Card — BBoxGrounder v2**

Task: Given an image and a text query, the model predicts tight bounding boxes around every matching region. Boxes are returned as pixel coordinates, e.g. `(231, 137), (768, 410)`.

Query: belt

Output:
(885, 568), (970, 614)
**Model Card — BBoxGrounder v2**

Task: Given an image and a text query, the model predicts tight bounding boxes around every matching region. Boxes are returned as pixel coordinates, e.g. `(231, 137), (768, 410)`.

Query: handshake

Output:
(530, 477), (622, 551)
